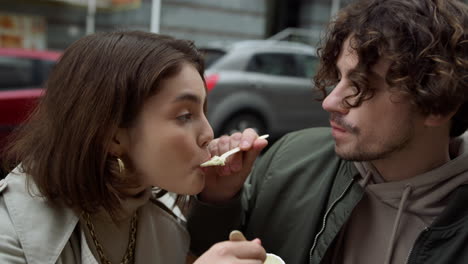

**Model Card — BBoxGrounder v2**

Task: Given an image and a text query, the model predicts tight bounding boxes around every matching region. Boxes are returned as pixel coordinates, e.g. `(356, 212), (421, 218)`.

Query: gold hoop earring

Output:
(117, 157), (125, 174)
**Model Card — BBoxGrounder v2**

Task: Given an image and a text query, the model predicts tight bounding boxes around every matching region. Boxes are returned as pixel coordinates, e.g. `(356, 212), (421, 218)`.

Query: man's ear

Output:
(424, 109), (457, 127)
(109, 128), (130, 156)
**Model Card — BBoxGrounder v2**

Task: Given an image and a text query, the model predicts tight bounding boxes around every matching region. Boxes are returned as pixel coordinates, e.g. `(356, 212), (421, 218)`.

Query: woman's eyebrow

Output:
(172, 92), (202, 104)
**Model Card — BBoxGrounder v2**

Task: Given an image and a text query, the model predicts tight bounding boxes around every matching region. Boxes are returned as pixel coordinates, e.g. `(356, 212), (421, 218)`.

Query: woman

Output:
(0, 31), (266, 264)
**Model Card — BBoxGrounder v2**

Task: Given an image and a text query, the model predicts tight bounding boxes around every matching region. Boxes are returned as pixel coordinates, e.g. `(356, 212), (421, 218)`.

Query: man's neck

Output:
(371, 133), (451, 182)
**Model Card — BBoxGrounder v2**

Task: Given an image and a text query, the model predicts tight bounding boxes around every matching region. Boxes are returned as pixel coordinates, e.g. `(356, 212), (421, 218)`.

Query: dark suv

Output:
(201, 40), (328, 139)
(0, 48), (60, 176)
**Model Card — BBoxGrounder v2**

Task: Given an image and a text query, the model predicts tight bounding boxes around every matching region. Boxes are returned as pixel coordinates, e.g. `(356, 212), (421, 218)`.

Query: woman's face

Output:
(120, 63), (213, 195)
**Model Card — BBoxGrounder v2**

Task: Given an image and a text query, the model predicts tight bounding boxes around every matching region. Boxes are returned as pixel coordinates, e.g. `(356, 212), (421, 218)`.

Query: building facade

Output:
(0, 0), (467, 50)
(0, 0), (266, 50)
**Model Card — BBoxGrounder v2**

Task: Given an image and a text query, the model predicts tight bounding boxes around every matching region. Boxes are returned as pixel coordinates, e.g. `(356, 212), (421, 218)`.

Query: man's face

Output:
(322, 37), (426, 161)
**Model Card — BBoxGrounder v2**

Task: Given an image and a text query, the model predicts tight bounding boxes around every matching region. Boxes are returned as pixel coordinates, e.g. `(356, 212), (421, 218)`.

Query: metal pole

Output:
(86, 0), (96, 35)
(150, 0), (161, 33)
(330, 0), (341, 17)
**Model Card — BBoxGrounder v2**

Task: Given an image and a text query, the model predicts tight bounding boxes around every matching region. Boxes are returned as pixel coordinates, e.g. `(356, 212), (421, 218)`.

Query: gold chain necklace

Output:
(84, 211), (138, 264)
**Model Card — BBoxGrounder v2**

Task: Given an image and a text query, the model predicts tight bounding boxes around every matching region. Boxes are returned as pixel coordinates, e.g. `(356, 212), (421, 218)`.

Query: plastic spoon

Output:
(200, 134), (269, 167)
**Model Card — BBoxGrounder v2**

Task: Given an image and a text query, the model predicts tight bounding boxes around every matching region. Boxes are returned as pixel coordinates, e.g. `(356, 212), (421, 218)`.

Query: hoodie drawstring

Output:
(384, 184), (413, 264)
(361, 170), (372, 187)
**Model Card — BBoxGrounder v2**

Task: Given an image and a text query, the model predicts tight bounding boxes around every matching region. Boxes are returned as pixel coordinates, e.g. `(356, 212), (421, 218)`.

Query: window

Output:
(0, 57), (34, 90)
(0, 56), (54, 91)
(38, 60), (56, 81)
(295, 54), (319, 78)
(246, 53), (298, 77)
(200, 49), (226, 68)
(246, 53), (314, 78)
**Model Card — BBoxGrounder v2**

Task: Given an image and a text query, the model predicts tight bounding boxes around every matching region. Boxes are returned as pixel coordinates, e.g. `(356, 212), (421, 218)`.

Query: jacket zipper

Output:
(405, 227), (429, 264)
(309, 178), (355, 263)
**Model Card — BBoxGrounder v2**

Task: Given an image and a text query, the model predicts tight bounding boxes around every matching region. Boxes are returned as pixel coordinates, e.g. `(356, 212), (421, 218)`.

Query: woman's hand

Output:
(194, 239), (266, 264)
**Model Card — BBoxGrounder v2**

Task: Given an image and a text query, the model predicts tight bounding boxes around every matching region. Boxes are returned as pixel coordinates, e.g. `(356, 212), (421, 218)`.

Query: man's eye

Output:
(177, 113), (193, 122)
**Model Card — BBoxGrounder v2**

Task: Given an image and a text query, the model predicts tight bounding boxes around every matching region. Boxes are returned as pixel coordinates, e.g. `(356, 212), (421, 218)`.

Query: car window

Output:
(38, 60), (56, 81)
(246, 53), (306, 78)
(200, 49), (226, 68)
(295, 54), (319, 78)
(0, 56), (54, 91)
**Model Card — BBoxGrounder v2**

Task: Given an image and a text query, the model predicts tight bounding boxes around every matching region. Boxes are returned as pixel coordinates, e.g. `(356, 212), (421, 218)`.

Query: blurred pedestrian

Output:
(0, 31), (266, 264)
(187, 0), (468, 263)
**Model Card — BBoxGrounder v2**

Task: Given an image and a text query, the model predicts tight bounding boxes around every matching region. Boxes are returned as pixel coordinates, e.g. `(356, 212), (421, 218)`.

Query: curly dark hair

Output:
(314, 0), (468, 137)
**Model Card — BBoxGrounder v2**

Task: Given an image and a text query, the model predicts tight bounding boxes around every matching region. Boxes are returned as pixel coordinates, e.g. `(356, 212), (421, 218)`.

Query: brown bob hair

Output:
(314, 0), (468, 137)
(4, 31), (205, 216)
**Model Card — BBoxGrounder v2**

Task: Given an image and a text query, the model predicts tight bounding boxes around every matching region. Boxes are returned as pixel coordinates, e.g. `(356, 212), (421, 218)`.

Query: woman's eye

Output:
(177, 113), (193, 122)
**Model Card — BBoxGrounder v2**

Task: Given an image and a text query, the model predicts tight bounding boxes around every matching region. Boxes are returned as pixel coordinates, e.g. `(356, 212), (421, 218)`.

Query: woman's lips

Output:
(199, 167), (209, 174)
(197, 155), (213, 170)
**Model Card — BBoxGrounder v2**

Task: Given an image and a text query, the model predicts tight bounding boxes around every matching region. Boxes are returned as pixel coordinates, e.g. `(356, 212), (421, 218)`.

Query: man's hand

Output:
(199, 128), (269, 203)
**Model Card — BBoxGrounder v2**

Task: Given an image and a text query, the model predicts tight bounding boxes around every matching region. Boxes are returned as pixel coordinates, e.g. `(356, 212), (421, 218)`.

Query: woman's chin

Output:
(186, 175), (206, 195)
(165, 175), (205, 196)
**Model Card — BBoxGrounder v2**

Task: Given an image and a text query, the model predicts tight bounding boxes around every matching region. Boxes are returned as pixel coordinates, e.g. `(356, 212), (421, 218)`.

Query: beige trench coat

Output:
(0, 169), (190, 264)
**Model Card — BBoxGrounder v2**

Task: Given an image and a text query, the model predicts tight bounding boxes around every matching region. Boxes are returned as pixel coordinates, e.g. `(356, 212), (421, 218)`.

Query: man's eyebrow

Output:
(172, 92), (202, 104)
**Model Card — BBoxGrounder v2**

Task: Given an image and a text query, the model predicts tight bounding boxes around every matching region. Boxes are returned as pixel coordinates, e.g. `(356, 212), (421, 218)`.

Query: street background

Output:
(0, 0), (359, 50)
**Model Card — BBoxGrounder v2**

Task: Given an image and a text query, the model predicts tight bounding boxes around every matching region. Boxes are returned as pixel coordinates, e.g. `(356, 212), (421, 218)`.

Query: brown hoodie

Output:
(331, 132), (468, 264)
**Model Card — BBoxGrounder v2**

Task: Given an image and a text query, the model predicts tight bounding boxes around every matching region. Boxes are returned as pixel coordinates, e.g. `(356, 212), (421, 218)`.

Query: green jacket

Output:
(188, 127), (468, 264)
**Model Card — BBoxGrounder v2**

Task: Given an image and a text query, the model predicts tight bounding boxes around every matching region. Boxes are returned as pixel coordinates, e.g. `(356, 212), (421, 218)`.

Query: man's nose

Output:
(322, 82), (349, 115)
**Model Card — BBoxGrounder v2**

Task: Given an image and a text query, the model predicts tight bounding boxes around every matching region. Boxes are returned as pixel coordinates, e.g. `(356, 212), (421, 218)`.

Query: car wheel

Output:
(219, 113), (266, 136)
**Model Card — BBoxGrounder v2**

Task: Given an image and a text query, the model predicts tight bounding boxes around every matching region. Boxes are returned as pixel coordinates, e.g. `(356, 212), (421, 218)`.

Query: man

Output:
(188, 0), (468, 263)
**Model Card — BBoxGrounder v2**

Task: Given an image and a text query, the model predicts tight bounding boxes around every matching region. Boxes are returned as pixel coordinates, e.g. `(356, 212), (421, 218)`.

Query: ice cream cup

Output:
(264, 253), (285, 264)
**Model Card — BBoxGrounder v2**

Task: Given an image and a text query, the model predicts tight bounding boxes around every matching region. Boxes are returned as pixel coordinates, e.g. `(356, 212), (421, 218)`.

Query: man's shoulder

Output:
(254, 127), (340, 179)
(270, 127), (336, 160)
(283, 127), (334, 145)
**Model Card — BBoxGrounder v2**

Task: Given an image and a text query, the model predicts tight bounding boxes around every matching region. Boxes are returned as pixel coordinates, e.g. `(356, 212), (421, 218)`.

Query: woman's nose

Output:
(199, 116), (214, 148)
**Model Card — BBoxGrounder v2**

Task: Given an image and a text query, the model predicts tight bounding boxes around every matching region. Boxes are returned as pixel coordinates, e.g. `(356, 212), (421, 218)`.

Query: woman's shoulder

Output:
(0, 168), (42, 215)
(0, 176), (25, 261)
(0, 168), (80, 264)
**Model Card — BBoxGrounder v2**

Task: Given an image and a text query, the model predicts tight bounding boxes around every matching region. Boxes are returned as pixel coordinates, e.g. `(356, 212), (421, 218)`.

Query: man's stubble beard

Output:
(335, 124), (415, 162)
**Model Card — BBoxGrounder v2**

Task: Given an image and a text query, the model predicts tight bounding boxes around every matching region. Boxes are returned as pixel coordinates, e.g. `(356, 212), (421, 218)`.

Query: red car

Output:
(0, 48), (61, 170)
